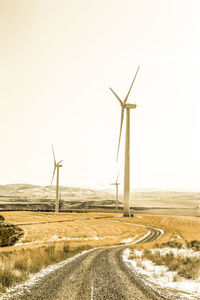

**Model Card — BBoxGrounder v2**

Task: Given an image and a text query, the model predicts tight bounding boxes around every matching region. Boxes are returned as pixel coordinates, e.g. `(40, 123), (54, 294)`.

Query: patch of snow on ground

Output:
(123, 248), (200, 299)
(14, 235), (118, 246)
(121, 235), (138, 244)
(151, 247), (200, 258)
(15, 229), (28, 246)
(171, 234), (182, 241)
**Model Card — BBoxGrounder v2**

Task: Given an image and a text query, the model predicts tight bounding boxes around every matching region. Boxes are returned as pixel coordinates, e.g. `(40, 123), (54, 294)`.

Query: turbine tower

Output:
(110, 172), (120, 213)
(51, 145), (63, 213)
(110, 66), (139, 217)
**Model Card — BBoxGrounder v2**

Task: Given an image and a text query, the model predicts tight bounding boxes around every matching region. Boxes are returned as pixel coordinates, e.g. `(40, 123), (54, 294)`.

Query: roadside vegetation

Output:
(129, 239), (200, 282)
(141, 249), (200, 280)
(0, 242), (92, 292)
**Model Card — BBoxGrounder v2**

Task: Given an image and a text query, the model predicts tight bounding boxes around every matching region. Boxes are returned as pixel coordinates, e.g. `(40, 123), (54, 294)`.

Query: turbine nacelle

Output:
(55, 160), (63, 168)
(123, 103), (137, 109)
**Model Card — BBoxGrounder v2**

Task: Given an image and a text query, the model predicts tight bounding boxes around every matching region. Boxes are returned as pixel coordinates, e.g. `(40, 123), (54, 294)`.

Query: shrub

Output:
(154, 241), (182, 249)
(0, 215), (5, 222)
(0, 224), (23, 247)
(63, 243), (70, 253)
(186, 240), (200, 251)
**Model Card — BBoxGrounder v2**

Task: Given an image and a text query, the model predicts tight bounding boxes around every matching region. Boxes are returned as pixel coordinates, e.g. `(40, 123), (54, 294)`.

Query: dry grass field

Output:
(1, 211), (200, 251)
(116, 214), (200, 249)
(0, 212), (147, 250)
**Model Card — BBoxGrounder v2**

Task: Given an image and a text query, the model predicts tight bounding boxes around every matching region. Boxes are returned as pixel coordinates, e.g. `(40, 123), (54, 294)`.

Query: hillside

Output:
(0, 184), (200, 213)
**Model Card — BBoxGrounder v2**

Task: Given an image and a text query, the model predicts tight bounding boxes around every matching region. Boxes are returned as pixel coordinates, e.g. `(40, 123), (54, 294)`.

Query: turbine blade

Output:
(116, 171), (120, 183)
(123, 66), (140, 105)
(57, 160), (63, 165)
(51, 144), (56, 165)
(109, 88), (123, 106)
(116, 108), (124, 161)
(51, 166), (56, 185)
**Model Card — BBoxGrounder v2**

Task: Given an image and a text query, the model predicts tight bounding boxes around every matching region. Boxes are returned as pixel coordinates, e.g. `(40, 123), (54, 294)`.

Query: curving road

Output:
(2, 223), (171, 300)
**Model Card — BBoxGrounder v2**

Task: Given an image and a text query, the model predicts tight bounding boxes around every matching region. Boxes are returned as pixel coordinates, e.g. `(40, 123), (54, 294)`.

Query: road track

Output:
(2, 222), (175, 300)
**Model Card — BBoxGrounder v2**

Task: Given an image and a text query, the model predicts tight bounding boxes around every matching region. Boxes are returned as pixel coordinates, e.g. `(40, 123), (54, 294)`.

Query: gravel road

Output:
(3, 225), (175, 300)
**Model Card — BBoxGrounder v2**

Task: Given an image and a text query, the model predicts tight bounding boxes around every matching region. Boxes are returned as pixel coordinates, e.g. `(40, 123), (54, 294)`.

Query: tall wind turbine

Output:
(110, 172), (120, 213)
(51, 145), (63, 213)
(110, 66), (140, 217)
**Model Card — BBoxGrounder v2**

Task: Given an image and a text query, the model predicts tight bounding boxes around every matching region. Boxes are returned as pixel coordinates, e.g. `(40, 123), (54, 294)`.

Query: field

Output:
(0, 212), (147, 250)
(1, 211), (200, 252)
(118, 214), (200, 249)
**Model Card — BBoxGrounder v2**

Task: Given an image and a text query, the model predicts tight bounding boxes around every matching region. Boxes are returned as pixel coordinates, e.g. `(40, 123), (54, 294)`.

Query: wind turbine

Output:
(110, 66), (140, 217)
(51, 145), (63, 213)
(110, 172), (120, 213)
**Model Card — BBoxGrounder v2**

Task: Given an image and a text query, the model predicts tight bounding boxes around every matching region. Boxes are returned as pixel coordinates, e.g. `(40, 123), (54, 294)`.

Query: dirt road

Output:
(3, 225), (177, 300)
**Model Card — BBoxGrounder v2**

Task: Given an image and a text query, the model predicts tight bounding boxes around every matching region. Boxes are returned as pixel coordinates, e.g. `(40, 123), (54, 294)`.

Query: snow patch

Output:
(151, 247), (200, 258)
(13, 234), (120, 246)
(123, 248), (200, 299)
(121, 235), (138, 244)
(15, 229), (28, 246)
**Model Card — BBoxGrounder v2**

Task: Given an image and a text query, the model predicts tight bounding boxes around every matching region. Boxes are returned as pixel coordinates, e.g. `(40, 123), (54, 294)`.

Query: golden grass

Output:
(0, 212), (146, 251)
(2, 212), (200, 250)
(0, 242), (93, 291)
(111, 214), (200, 249)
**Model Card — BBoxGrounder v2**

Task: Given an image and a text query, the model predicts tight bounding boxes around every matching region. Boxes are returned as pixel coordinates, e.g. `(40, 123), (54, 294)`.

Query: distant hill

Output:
(0, 184), (200, 211)
(0, 184), (112, 201)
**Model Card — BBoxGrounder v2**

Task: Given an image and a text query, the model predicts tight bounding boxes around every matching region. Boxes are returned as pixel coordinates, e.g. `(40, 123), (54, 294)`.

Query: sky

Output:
(0, 0), (200, 190)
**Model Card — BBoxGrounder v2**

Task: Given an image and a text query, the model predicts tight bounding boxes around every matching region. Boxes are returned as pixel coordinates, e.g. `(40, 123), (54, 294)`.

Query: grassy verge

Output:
(141, 249), (200, 280)
(129, 240), (200, 281)
(0, 242), (92, 292)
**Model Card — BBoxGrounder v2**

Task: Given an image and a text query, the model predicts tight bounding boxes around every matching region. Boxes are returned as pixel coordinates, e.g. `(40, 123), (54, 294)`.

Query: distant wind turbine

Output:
(110, 172), (120, 213)
(110, 66), (140, 217)
(51, 145), (63, 213)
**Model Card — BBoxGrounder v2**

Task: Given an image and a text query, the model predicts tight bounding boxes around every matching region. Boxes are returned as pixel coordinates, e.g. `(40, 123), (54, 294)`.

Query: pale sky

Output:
(0, 0), (200, 190)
